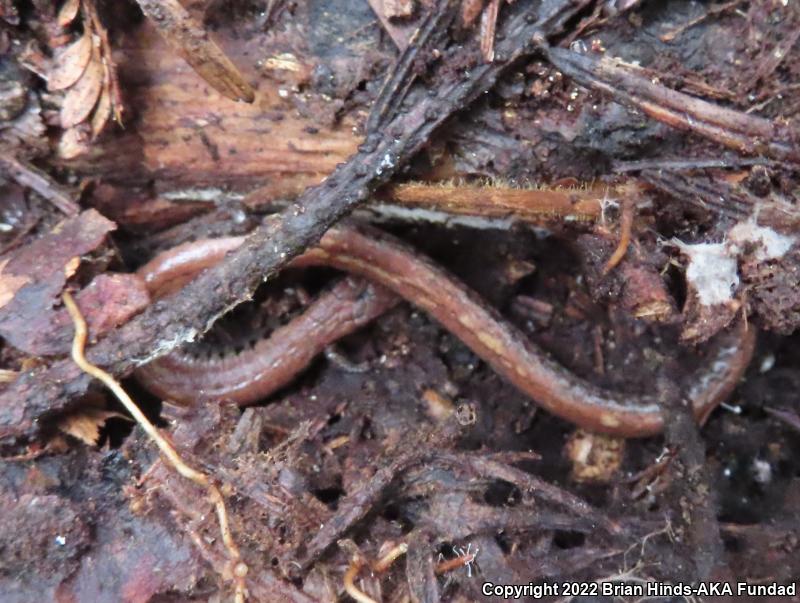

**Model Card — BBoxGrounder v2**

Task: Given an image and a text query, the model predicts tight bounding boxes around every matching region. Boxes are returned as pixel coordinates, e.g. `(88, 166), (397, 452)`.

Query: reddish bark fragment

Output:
(4, 273), (148, 356)
(0, 209), (116, 355)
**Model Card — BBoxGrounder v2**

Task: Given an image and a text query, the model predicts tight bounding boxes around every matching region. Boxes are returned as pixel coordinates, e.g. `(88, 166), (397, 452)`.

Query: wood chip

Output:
(479, 0), (499, 62)
(135, 0), (255, 103)
(461, 0), (484, 28)
(58, 125), (92, 159)
(59, 406), (126, 445)
(0, 369), (18, 383)
(0, 209), (116, 355)
(57, 0), (82, 28)
(366, 0), (419, 49)
(90, 78), (112, 137)
(48, 28), (93, 91)
(384, 0), (415, 20)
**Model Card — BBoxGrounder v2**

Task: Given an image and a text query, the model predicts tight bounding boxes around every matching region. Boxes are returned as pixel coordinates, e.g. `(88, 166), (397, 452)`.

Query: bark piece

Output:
(0, 209), (118, 355)
(135, 0), (255, 103)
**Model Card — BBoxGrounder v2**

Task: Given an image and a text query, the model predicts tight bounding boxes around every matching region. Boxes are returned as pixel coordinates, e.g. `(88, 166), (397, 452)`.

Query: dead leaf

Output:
(57, 0), (82, 28)
(59, 405), (127, 445)
(90, 78), (112, 137)
(136, 0), (255, 103)
(48, 28), (93, 91)
(60, 39), (104, 128)
(58, 125), (92, 159)
(83, 0), (125, 126)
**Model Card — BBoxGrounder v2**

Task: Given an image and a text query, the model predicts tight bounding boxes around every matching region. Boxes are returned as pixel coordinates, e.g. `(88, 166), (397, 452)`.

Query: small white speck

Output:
(55, 535), (66, 546)
(759, 354), (775, 373)
(751, 458), (772, 484)
(375, 152), (395, 176)
(720, 402), (742, 414)
(570, 40), (587, 53)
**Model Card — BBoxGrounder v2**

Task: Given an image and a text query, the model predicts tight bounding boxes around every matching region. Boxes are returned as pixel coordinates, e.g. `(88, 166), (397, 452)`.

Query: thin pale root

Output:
(63, 291), (248, 603)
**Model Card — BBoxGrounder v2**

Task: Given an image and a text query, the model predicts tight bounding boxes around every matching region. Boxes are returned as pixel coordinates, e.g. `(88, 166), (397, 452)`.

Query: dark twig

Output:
(642, 167), (800, 232)
(295, 407), (474, 572)
(656, 375), (728, 582)
(764, 406), (800, 433)
(433, 453), (622, 535)
(405, 533), (440, 603)
(0, 156), (80, 216)
(366, 0), (459, 133)
(0, 0), (590, 442)
(641, 170), (753, 220)
(542, 46), (800, 165)
(612, 156), (773, 173)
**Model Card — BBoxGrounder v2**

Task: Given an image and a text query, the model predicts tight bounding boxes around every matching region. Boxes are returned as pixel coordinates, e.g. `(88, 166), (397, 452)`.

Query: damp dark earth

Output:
(1, 1), (799, 602)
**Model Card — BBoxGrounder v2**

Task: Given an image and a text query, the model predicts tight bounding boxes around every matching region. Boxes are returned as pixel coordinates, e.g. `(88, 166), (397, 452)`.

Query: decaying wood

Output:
(62, 25), (357, 191)
(0, 155), (80, 216)
(366, 0), (420, 50)
(135, 0), (255, 103)
(379, 181), (607, 223)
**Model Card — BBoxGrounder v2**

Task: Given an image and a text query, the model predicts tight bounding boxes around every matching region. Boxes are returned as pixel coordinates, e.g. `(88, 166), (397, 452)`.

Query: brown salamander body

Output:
(136, 224), (756, 437)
